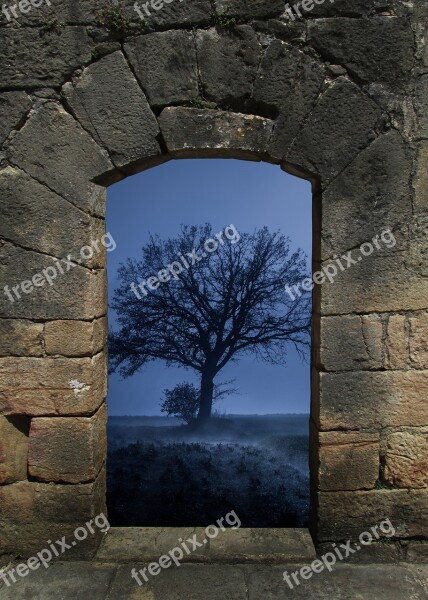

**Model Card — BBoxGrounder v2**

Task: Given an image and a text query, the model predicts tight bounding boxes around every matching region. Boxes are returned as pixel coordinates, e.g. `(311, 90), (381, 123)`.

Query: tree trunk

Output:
(197, 370), (215, 422)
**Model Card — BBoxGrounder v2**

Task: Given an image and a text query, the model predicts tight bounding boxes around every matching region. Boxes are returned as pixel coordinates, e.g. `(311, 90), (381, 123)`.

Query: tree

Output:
(110, 224), (311, 423)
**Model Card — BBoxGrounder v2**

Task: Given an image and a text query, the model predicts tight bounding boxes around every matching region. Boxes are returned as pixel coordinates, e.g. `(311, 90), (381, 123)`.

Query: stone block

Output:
(45, 318), (107, 357)
(409, 313), (428, 369)
(8, 103), (113, 216)
(319, 371), (428, 430)
(127, 0), (212, 27)
(28, 404), (106, 483)
(124, 31), (198, 107)
(318, 431), (380, 491)
(415, 75), (428, 139)
(320, 131), (412, 259)
(159, 107), (274, 159)
(254, 40), (324, 153)
(320, 315), (382, 371)
(0, 416), (29, 484)
(62, 51), (160, 168)
(0, 27), (93, 90)
(386, 315), (407, 370)
(385, 431), (428, 488)
(0, 92), (31, 146)
(214, 0), (284, 19)
(0, 352), (107, 416)
(0, 319), (43, 357)
(286, 78), (381, 185)
(196, 27), (261, 106)
(414, 143), (428, 211)
(308, 17), (414, 83)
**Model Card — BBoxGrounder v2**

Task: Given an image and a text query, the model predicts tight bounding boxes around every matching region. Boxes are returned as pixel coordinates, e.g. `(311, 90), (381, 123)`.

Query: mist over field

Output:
(107, 414), (309, 527)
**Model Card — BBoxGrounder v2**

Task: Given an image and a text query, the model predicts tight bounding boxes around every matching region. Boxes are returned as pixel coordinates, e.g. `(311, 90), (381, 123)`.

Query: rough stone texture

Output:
(318, 432), (380, 491)
(319, 315), (383, 371)
(285, 78), (381, 184)
(0, 243), (106, 321)
(45, 318), (107, 357)
(62, 52), (160, 169)
(414, 143), (428, 211)
(407, 542), (428, 563)
(415, 75), (428, 139)
(385, 431), (428, 488)
(317, 489), (428, 541)
(319, 371), (428, 430)
(159, 107), (274, 159)
(0, 167), (105, 267)
(196, 27), (261, 106)
(28, 404), (106, 483)
(0, 27), (93, 89)
(320, 132), (413, 259)
(215, 0), (284, 19)
(127, 0), (212, 28)
(409, 312), (428, 369)
(0, 352), (107, 416)
(0, 92), (31, 146)
(308, 17), (414, 84)
(0, 416), (29, 484)
(254, 40), (324, 151)
(8, 103), (113, 216)
(124, 31), (199, 107)
(0, 319), (43, 357)
(386, 315), (407, 370)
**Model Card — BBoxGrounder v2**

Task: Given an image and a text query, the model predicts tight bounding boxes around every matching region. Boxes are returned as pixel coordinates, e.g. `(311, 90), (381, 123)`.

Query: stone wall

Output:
(0, 0), (426, 557)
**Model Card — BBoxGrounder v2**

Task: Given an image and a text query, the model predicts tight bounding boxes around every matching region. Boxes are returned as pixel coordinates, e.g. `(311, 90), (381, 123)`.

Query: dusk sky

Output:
(106, 159), (312, 416)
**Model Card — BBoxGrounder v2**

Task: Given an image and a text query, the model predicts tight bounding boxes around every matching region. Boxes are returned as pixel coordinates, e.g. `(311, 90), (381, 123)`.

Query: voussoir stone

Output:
(62, 51), (160, 169)
(286, 78), (381, 185)
(385, 431), (428, 488)
(124, 30), (199, 107)
(0, 319), (43, 357)
(0, 416), (29, 484)
(28, 403), (107, 483)
(8, 103), (113, 216)
(0, 27), (93, 89)
(0, 92), (31, 146)
(0, 352), (107, 416)
(319, 370), (428, 430)
(159, 107), (274, 159)
(309, 17), (414, 84)
(196, 26), (261, 106)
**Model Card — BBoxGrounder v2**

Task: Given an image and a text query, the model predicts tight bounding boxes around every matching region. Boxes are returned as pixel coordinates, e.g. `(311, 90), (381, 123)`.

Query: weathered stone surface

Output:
(321, 132), (413, 259)
(318, 431), (379, 491)
(0, 92), (31, 146)
(0, 416), (29, 484)
(385, 430), (428, 488)
(287, 78), (381, 185)
(0, 352), (107, 416)
(159, 107), (274, 159)
(128, 0), (212, 27)
(319, 315), (382, 371)
(415, 75), (428, 139)
(414, 143), (428, 211)
(45, 317), (107, 357)
(0, 243), (106, 321)
(409, 313), (428, 369)
(0, 167), (105, 267)
(0, 319), (43, 357)
(254, 40), (324, 153)
(0, 27), (93, 89)
(317, 489), (428, 541)
(196, 27), (261, 106)
(63, 51), (160, 168)
(386, 315), (407, 370)
(28, 404), (106, 483)
(125, 31), (198, 107)
(8, 103), (113, 216)
(407, 542), (428, 563)
(319, 371), (428, 430)
(309, 17), (414, 84)
(215, 0), (284, 19)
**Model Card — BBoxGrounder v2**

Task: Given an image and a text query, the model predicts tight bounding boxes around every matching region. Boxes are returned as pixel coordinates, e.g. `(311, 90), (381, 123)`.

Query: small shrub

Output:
(97, 1), (129, 34)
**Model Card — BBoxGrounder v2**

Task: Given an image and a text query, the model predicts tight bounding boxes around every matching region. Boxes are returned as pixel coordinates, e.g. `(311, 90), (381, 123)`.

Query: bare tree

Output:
(110, 224), (311, 423)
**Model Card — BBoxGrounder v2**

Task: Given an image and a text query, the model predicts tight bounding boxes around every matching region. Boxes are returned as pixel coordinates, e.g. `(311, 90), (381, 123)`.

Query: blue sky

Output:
(106, 159), (312, 416)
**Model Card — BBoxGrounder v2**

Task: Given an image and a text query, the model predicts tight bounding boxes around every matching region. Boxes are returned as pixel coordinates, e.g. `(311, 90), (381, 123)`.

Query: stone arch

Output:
(0, 3), (427, 557)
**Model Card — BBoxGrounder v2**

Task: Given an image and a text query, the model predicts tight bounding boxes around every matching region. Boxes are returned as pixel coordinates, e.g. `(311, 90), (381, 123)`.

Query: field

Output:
(107, 414), (309, 528)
